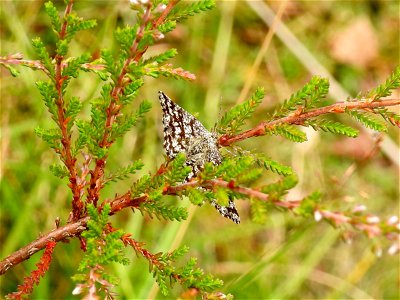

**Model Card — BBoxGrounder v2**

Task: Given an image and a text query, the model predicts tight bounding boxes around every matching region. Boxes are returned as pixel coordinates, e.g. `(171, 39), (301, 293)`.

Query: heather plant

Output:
(1, 0), (399, 299)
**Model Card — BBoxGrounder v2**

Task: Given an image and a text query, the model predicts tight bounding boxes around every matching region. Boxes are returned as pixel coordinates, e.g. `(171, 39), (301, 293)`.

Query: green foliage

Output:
(188, 188), (206, 206)
(261, 175), (298, 200)
(367, 66), (400, 100)
(216, 156), (254, 181)
(105, 160), (144, 183)
(250, 198), (269, 224)
(143, 48), (178, 65)
(1, 63), (19, 77)
(346, 110), (387, 132)
(62, 53), (91, 78)
(256, 155), (293, 176)
(31, 38), (55, 78)
(49, 163), (69, 179)
(110, 100), (152, 141)
(36, 81), (59, 121)
(63, 14), (97, 44)
(120, 79), (144, 104)
(44, 1), (61, 33)
(157, 20), (177, 34)
(131, 174), (152, 197)
(170, 0), (215, 21)
(65, 96), (82, 131)
(135, 171), (167, 202)
(307, 119), (359, 137)
(74, 119), (96, 156)
(129, 154), (191, 221)
(138, 201), (188, 221)
(294, 192), (322, 217)
(200, 162), (218, 181)
(56, 39), (69, 57)
(137, 25), (158, 51)
(215, 188), (230, 207)
(89, 101), (109, 137)
(34, 127), (61, 152)
(267, 124), (308, 143)
(44, 2), (97, 58)
(273, 76), (329, 118)
(150, 246), (223, 296)
(79, 204), (129, 267)
(164, 153), (192, 186)
(218, 87), (264, 133)
(73, 204), (129, 292)
(115, 25), (138, 58)
(101, 49), (118, 81)
(236, 167), (263, 185)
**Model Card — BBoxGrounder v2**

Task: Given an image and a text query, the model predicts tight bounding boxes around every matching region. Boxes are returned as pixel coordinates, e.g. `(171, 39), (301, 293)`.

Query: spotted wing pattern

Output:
(159, 91), (240, 224)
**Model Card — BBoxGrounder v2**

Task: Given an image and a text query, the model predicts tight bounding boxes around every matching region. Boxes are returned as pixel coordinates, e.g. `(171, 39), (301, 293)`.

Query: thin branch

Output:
(0, 54), (51, 76)
(166, 178), (301, 209)
(86, 0), (181, 208)
(85, 3), (152, 206)
(219, 98), (400, 147)
(0, 218), (88, 276)
(51, 0), (84, 221)
(2, 171), (399, 275)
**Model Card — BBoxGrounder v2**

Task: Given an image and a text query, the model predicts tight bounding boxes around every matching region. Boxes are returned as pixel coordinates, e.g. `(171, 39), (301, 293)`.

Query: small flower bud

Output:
(366, 215), (380, 224)
(388, 243), (399, 255)
(129, 0), (150, 9)
(387, 215), (398, 225)
(375, 248), (382, 257)
(352, 204), (367, 213)
(72, 285), (83, 295)
(155, 3), (167, 13)
(314, 210), (322, 222)
(153, 31), (165, 41)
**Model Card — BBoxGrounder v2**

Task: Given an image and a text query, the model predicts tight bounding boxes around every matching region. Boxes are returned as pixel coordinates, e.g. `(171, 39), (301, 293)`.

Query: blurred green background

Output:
(1, 1), (399, 299)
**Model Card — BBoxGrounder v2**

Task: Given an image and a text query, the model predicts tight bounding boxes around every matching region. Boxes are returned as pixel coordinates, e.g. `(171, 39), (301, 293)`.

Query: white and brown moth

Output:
(159, 91), (240, 224)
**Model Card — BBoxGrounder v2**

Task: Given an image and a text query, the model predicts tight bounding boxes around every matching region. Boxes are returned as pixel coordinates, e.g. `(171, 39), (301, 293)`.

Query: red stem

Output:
(219, 98), (400, 147)
(87, 0), (180, 207)
(50, 0), (85, 221)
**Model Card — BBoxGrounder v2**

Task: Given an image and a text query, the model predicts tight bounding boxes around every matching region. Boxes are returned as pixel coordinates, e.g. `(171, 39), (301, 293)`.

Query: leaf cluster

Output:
(261, 71), (400, 142)
(130, 153), (191, 221)
(186, 153), (294, 210)
(293, 192), (322, 217)
(367, 66), (400, 100)
(169, 0), (215, 22)
(105, 160), (144, 184)
(274, 76), (330, 118)
(77, 204), (129, 272)
(72, 204), (129, 294)
(248, 175), (299, 224)
(218, 87), (264, 134)
(150, 246), (223, 296)
(344, 68), (400, 129)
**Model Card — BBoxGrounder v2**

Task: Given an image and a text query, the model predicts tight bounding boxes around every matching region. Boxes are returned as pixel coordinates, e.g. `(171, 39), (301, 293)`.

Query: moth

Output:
(159, 91), (240, 224)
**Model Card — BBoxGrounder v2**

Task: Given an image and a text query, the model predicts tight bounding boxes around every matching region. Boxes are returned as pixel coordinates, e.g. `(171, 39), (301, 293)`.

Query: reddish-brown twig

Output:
(1, 173), (399, 275)
(86, 1), (181, 208)
(219, 98), (400, 147)
(0, 218), (87, 276)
